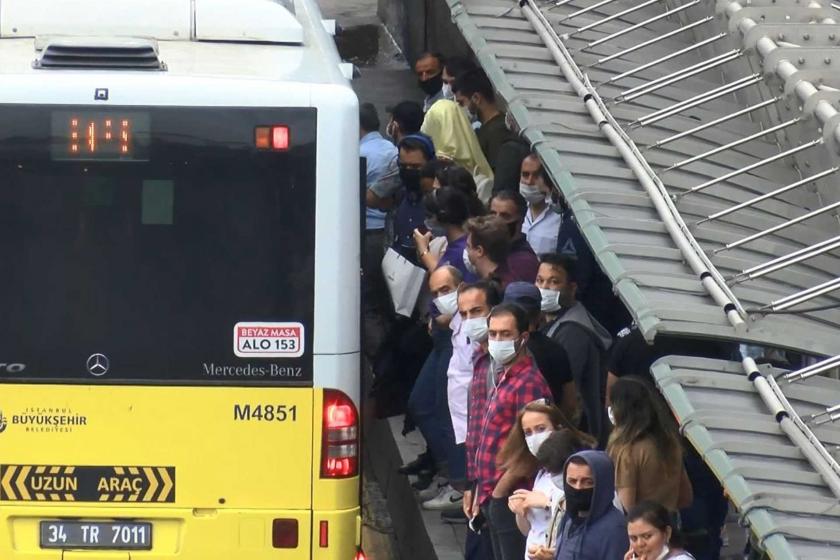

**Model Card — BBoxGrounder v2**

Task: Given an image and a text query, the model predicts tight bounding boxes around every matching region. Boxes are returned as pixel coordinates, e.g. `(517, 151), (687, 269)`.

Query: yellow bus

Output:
(0, 0), (363, 558)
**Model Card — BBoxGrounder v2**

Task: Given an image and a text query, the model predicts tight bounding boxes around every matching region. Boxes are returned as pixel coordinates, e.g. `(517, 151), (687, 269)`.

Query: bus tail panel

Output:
(0, 504), (359, 559)
(0, 385), (313, 508)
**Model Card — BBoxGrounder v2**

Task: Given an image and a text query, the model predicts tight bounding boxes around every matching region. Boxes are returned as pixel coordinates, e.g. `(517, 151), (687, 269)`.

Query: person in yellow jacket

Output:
(421, 99), (494, 203)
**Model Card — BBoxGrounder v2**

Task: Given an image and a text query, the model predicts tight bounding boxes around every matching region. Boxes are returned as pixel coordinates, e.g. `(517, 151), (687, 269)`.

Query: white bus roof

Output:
(0, 0), (348, 86)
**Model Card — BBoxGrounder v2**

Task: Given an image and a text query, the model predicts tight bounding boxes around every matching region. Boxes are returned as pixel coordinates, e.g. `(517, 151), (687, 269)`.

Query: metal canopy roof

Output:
(653, 356), (840, 560)
(446, 0), (840, 359)
(447, 3), (840, 556)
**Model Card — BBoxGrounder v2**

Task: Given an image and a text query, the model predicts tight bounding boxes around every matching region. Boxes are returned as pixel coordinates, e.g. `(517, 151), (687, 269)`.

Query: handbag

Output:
(381, 247), (426, 317)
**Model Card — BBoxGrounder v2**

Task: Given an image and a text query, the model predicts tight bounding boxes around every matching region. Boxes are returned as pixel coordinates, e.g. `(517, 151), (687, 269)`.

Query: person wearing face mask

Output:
(415, 52), (446, 113)
(490, 190), (541, 284)
(405, 266), (463, 499)
(536, 254), (612, 447)
(431, 281), (503, 522)
(414, 187), (480, 279)
(442, 55), (478, 102)
(455, 68), (530, 193)
(464, 303), (552, 560)
(368, 101), (424, 214)
(391, 134), (436, 264)
(499, 402), (595, 560)
(519, 154), (562, 256)
(625, 501), (696, 560)
(554, 450), (629, 560)
(503, 282), (577, 421)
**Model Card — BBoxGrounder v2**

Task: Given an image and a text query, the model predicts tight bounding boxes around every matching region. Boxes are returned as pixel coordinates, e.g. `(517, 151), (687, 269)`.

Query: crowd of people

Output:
(362, 51), (736, 560)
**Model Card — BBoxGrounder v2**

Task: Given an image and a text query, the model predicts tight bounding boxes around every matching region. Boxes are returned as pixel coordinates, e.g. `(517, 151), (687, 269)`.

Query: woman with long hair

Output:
(607, 377), (692, 513)
(625, 501), (695, 559)
(498, 400), (596, 560)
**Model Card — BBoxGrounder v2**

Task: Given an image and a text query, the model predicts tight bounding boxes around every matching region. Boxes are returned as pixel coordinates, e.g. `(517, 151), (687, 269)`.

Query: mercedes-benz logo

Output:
(86, 353), (110, 377)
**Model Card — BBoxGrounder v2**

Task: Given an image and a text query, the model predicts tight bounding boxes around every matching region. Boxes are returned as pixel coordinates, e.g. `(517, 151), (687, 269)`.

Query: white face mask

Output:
(607, 406), (615, 426)
(434, 291), (458, 315)
(462, 247), (478, 275)
(461, 104), (478, 124)
(441, 82), (455, 101)
(539, 288), (562, 313)
(463, 316), (489, 342)
(525, 430), (552, 456)
(519, 182), (545, 205)
(488, 338), (519, 365)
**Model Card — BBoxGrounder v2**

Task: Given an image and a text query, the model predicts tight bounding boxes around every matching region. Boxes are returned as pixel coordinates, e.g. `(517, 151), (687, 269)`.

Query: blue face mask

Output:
(424, 217), (446, 238)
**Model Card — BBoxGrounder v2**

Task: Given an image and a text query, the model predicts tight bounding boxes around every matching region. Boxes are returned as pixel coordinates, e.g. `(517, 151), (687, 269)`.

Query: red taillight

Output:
(321, 389), (359, 478)
(271, 518), (298, 548)
(355, 549), (368, 560)
(272, 126), (290, 150)
(254, 125), (290, 151)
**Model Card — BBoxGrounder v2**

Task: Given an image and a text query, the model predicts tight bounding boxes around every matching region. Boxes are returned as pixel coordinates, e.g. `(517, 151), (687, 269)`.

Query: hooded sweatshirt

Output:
(543, 302), (612, 446)
(555, 450), (628, 560)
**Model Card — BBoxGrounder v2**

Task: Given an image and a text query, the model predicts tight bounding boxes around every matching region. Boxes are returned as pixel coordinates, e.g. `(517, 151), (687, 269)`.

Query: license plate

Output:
(40, 521), (152, 550)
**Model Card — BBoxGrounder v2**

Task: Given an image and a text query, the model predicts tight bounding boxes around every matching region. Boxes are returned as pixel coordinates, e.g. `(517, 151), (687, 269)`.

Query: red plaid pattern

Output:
(466, 350), (552, 505)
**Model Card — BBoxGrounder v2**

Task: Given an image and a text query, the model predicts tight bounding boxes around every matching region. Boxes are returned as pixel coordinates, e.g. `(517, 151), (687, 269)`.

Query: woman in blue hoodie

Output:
(554, 450), (629, 560)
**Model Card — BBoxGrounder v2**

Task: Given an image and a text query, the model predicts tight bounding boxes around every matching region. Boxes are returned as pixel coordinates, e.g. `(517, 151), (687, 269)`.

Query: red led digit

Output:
(87, 121), (96, 153)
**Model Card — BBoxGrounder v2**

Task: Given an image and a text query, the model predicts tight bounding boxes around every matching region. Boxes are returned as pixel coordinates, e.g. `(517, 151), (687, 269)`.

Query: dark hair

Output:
(607, 377), (682, 477)
(567, 455), (588, 467)
(458, 280), (503, 307)
(491, 189), (527, 219)
(489, 302), (530, 335)
(444, 56), (478, 85)
(424, 187), (471, 226)
(420, 158), (453, 180)
(466, 215), (511, 265)
(359, 102), (380, 133)
(399, 134), (435, 161)
(417, 51), (445, 67)
(536, 430), (593, 474)
(626, 500), (684, 547)
(437, 166), (485, 217)
(454, 68), (496, 103)
(389, 101), (424, 135)
(539, 253), (578, 284)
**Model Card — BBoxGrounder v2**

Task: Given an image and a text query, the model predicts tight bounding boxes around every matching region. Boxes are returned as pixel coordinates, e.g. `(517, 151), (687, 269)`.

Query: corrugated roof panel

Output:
(447, 0), (840, 358)
(652, 356), (840, 559)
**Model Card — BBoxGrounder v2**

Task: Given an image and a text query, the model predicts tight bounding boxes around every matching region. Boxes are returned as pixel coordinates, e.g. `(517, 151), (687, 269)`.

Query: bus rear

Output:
(0, 1), (362, 558)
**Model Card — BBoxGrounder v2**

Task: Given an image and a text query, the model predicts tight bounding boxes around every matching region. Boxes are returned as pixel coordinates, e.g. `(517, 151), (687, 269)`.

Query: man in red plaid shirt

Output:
(464, 301), (552, 560)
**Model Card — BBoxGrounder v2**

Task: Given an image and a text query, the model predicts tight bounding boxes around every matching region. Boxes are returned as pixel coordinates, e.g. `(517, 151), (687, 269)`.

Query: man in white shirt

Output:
(519, 153), (562, 256)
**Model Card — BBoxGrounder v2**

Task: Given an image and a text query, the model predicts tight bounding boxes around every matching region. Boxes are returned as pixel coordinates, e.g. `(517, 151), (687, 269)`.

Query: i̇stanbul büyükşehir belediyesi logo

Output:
(0, 407), (88, 434)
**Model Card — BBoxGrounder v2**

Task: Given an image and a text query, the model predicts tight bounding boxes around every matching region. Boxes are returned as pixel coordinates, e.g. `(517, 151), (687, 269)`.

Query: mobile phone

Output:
(416, 223), (429, 235)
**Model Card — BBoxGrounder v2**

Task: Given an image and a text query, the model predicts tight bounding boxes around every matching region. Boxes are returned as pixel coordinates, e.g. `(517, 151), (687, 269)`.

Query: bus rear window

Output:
(0, 106), (316, 385)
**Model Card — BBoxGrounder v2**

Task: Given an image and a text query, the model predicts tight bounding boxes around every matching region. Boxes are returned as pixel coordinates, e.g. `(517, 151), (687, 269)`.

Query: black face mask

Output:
(399, 167), (422, 192)
(418, 73), (443, 96)
(563, 484), (594, 518)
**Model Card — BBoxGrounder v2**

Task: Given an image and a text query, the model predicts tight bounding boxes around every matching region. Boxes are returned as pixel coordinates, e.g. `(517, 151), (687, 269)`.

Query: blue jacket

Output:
(556, 450), (629, 560)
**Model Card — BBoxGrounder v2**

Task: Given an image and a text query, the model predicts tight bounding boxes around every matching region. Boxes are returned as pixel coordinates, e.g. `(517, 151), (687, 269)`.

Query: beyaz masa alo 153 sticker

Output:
(233, 322), (305, 358)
